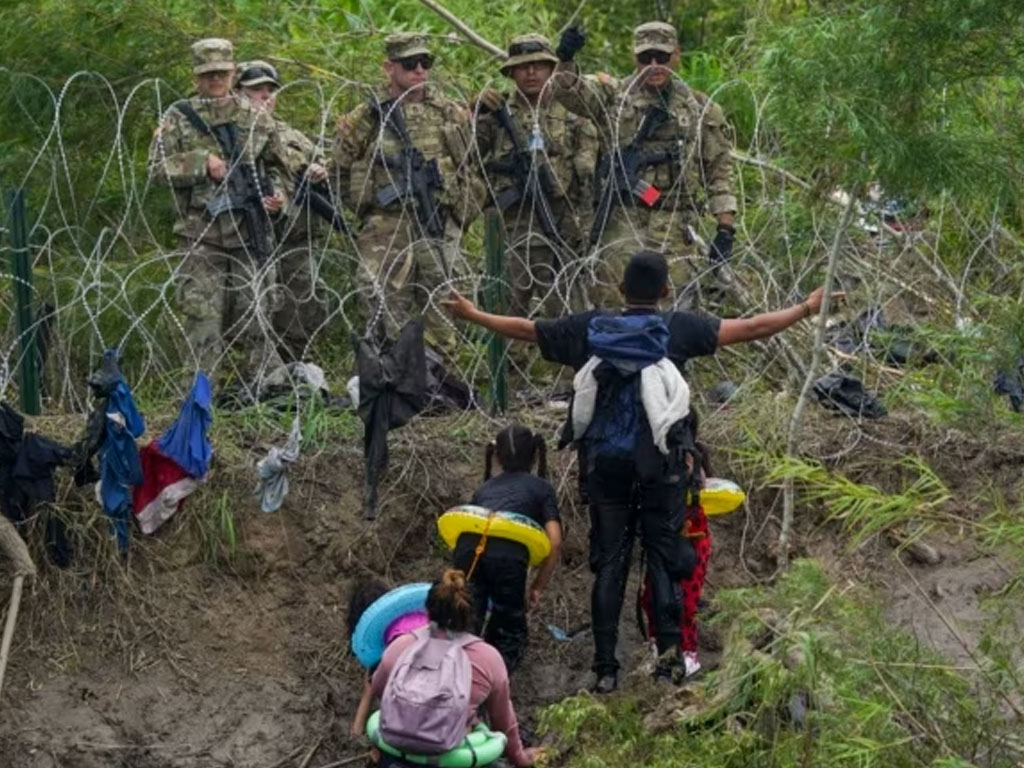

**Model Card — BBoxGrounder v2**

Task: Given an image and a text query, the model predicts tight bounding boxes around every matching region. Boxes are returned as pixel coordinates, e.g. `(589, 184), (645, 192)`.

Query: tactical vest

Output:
(164, 96), (274, 248)
(348, 90), (467, 217)
(599, 79), (707, 211)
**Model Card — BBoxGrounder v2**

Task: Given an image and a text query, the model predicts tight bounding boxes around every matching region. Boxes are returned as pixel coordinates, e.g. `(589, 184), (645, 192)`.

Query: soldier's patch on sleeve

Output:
(336, 117), (353, 135)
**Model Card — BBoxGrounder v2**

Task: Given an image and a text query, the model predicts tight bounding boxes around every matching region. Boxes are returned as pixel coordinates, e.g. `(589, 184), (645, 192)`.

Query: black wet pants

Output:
(588, 460), (696, 677)
(454, 550), (529, 673)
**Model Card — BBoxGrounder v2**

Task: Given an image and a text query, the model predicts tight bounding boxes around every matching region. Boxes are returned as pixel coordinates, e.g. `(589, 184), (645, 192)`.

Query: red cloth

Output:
(641, 506), (712, 653)
(371, 631), (529, 767)
(132, 442), (198, 535)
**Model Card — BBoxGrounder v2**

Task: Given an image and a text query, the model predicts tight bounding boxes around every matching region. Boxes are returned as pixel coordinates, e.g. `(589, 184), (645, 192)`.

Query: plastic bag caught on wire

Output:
(255, 416), (301, 513)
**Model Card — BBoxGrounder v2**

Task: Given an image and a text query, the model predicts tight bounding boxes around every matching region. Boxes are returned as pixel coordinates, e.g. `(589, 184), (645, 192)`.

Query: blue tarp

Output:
(156, 372), (213, 477)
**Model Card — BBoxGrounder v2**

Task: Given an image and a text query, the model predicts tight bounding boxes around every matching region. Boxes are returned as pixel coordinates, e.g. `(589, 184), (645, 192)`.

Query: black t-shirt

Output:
(535, 307), (721, 372)
(454, 471), (561, 565)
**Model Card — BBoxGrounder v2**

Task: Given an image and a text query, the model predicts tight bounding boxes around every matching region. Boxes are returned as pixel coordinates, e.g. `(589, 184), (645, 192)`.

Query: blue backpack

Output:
(583, 313), (670, 463)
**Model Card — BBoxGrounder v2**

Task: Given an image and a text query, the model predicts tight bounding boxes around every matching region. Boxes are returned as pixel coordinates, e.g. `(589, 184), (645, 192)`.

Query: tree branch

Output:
(777, 192), (858, 565)
(416, 0), (507, 59)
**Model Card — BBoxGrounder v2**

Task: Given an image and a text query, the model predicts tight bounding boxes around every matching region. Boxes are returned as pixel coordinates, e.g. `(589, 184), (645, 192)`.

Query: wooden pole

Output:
(0, 575), (26, 703)
(416, 0), (507, 58)
(6, 189), (41, 415)
(0, 515), (36, 705)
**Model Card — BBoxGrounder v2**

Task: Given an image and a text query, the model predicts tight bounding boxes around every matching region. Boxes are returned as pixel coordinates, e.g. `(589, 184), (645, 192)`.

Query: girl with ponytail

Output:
(452, 424), (562, 673)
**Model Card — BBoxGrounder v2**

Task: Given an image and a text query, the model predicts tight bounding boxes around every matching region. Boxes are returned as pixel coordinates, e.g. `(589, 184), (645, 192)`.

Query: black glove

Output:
(556, 26), (586, 62)
(708, 222), (736, 264)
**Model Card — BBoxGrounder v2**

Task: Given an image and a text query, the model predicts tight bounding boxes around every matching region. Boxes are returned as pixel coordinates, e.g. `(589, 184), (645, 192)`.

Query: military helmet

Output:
(385, 32), (432, 61)
(192, 38), (235, 74)
(236, 60), (281, 89)
(500, 34), (558, 75)
(633, 21), (678, 54)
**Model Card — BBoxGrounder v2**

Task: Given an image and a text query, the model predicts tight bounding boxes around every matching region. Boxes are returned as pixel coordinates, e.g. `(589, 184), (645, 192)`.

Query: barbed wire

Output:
(0, 65), (990, 456)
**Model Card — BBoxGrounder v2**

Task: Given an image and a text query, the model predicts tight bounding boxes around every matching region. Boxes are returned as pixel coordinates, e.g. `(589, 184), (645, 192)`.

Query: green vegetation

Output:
(541, 560), (1024, 768)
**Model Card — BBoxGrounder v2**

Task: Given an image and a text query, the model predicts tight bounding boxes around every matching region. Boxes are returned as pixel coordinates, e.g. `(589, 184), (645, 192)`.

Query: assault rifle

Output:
(589, 105), (676, 247)
(173, 101), (275, 265)
(293, 166), (350, 234)
(371, 98), (445, 238)
(485, 105), (567, 259)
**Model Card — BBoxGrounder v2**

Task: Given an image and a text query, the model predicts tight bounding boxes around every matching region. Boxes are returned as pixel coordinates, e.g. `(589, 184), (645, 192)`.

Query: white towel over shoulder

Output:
(572, 356), (690, 455)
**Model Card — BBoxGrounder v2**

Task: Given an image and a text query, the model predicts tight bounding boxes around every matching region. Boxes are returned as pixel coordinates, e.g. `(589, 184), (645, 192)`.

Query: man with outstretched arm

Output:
(444, 250), (841, 693)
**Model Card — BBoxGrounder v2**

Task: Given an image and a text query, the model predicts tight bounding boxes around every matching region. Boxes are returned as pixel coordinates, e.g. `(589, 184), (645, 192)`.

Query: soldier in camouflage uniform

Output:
(235, 60), (330, 362)
(332, 33), (479, 353)
(148, 39), (290, 381)
(551, 22), (738, 307)
(475, 34), (598, 319)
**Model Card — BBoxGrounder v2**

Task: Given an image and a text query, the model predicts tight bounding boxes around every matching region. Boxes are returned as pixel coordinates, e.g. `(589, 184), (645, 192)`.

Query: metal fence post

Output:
(6, 189), (40, 415)
(483, 211), (507, 414)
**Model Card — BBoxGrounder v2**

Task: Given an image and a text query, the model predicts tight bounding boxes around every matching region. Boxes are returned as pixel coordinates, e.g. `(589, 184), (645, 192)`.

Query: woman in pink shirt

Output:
(370, 569), (543, 767)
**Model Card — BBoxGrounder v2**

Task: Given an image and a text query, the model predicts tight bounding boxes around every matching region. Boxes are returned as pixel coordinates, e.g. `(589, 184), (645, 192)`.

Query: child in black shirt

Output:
(453, 425), (563, 672)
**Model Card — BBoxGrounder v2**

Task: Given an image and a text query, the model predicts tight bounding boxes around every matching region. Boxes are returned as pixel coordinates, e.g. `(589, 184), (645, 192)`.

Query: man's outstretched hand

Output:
(442, 289), (476, 320)
(805, 286), (846, 316)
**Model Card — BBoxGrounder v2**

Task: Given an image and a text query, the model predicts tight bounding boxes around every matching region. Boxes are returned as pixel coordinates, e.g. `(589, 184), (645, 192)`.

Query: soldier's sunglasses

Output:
(637, 50), (672, 65)
(398, 56), (434, 71)
(508, 41), (550, 56)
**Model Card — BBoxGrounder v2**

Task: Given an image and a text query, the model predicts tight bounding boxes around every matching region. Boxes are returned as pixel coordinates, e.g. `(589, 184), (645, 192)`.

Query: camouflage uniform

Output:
(551, 22), (737, 306)
(332, 34), (480, 352)
(236, 60), (331, 361)
(148, 40), (290, 378)
(476, 34), (599, 319)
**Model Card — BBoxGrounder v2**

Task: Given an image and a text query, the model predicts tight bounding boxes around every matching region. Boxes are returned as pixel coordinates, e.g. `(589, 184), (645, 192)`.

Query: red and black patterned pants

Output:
(640, 506), (712, 653)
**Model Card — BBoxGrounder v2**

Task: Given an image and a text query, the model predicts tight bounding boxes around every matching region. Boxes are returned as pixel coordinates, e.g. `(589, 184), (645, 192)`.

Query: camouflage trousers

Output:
(272, 242), (329, 362)
(175, 239), (283, 380)
(504, 228), (586, 319)
(589, 208), (703, 309)
(354, 213), (459, 356)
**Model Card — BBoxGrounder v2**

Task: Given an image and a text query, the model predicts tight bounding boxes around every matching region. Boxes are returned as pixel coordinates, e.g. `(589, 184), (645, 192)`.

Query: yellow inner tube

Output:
(701, 478), (746, 516)
(438, 505), (552, 567)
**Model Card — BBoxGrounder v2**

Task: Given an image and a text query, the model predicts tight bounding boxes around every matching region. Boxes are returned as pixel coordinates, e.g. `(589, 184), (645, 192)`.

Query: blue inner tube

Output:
(351, 582), (430, 668)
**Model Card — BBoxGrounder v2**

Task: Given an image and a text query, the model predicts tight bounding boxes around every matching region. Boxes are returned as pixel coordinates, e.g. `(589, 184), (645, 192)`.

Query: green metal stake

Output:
(6, 189), (40, 415)
(483, 211), (508, 414)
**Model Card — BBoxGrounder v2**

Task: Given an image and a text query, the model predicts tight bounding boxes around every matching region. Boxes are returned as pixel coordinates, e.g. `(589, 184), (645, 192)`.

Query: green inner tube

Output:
(366, 710), (507, 767)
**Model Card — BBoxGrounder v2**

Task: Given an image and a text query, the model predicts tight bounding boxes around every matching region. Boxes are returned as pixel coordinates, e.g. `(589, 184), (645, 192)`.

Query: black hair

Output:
(426, 569), (475, 633)
(346, 577), (388, 645)
(622, 250), (668, 303)
(484, 424), (548, 480)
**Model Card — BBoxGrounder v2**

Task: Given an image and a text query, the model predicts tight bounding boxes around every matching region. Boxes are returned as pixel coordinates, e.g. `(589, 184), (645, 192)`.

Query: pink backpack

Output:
(379, 626), (478, 754)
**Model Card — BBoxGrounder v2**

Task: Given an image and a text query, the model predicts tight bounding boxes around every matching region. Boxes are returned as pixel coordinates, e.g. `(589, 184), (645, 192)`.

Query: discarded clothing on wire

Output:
(357, 319), (428, 519)
(156, 372), (213, 478)
(254, 416), (301, 513)
(812, 370), (887, 419)
(423, 346), (479, 414)
(133, 372), (213, 534)
(93, 351), (145, 550)
(825, 306), (917, 367)
(0, 401), (74, 567)
(994, 357), (1024, 413)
